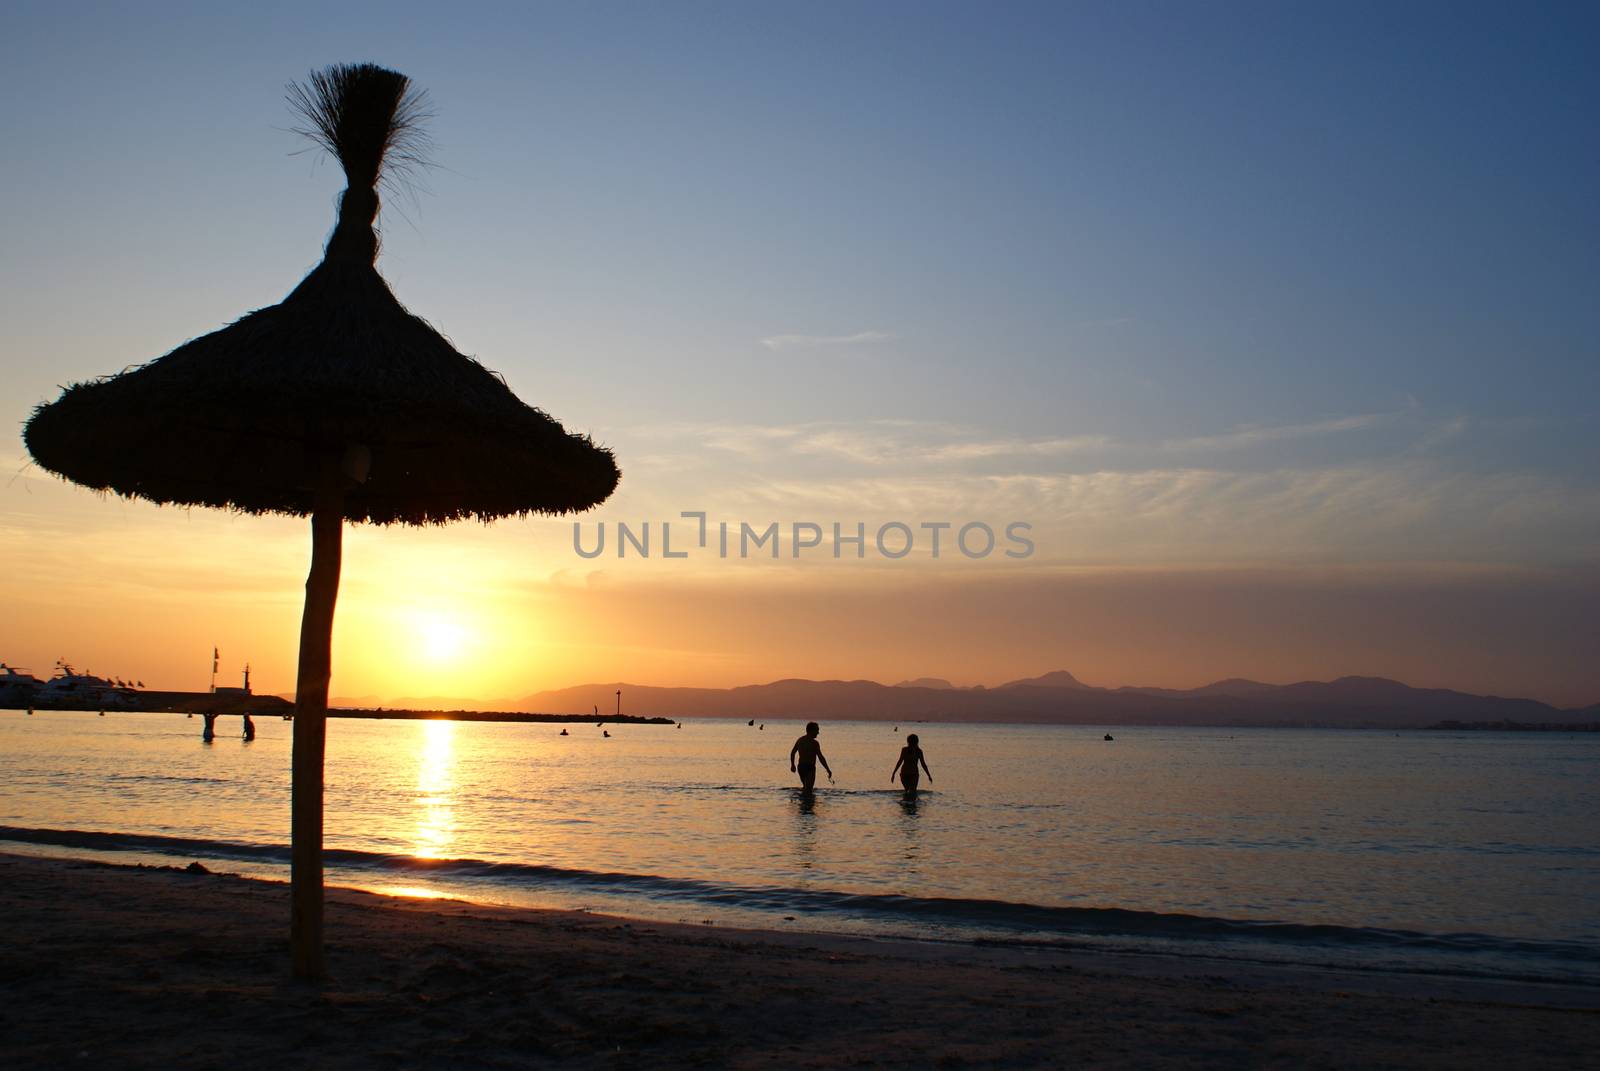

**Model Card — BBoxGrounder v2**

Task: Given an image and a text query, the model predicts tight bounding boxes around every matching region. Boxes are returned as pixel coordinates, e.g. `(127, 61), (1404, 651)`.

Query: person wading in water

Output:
(789, 721), (833, 791)
(891, 733), (933, 793)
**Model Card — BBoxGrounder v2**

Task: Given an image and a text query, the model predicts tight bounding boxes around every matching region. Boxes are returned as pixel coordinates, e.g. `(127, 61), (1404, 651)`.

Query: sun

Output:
(417, 615), (468, 663)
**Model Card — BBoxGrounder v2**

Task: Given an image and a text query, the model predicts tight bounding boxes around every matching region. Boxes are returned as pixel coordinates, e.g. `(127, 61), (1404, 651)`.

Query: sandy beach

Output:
(2, 852), (1596, 1069)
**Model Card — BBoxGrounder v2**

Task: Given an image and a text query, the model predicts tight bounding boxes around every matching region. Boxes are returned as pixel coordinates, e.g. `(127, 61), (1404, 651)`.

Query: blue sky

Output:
(2, 3), (1596, 700)
(7, 2), (1596, 433)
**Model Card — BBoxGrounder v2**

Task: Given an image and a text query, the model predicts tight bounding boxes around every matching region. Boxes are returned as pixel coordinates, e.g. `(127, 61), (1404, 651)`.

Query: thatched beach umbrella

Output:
(24, 64), (619, 979)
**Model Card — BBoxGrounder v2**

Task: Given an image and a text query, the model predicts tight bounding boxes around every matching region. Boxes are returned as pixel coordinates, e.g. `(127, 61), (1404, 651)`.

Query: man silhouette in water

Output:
(789, 721), (832, 791)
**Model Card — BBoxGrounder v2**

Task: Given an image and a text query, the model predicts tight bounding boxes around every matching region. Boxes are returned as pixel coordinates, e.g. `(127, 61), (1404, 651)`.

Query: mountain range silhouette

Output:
(310, 672), (1600, 729)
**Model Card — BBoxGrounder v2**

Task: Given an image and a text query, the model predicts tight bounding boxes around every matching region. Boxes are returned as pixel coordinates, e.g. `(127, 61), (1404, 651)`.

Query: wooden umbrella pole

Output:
(290, 476), (346, 981)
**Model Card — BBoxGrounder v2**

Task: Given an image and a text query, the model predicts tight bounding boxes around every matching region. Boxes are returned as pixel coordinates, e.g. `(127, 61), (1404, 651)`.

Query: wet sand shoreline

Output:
(3, 852), (1596, 1068)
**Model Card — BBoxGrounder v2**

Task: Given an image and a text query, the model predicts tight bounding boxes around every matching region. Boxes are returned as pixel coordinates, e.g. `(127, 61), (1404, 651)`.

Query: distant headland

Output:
(329, 709), (674, 725)
(0, 663), (675, 723)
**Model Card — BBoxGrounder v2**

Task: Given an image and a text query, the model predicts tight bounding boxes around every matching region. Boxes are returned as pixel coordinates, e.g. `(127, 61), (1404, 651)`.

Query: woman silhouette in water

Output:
(891, 733), (932, 793)
(789, 721), (832, 791)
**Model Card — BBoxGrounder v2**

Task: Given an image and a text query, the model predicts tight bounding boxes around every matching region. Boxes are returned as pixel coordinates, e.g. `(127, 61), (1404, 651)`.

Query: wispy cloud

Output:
(760, 330), (895, 351)
(628, 420), (1110, 466)
(701, 461), (1600, 566)
(925, 435), (1113, 462)
(632, 408), (1416, 468)
(1412, 414), (1468, 453)
(593, 408), (1600, 568)
(1159, 407), (1411, 453)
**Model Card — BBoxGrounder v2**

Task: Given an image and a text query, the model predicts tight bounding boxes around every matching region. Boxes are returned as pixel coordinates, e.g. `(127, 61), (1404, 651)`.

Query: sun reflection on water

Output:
(413, 718), (457, 859)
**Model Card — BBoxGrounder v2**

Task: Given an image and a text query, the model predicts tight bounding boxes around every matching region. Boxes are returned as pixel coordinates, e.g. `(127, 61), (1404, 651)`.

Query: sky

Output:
(2, 2), (1596, 706)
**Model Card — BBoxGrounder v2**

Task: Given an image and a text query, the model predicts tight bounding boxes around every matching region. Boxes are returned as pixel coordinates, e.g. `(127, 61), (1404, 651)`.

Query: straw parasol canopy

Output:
(23, 64), (619, 980)
(25, 67), (617, 524)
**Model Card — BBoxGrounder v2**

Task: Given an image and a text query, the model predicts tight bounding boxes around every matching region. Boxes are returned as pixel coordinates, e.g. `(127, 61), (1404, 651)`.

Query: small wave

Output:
(3, 823), (1596, 972)
(103, 773), (235, 787)
(0, 826), (293, 863)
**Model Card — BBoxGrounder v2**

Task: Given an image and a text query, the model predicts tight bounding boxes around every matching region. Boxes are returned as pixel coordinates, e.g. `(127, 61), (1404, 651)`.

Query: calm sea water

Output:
(2, 710), (1597, 982)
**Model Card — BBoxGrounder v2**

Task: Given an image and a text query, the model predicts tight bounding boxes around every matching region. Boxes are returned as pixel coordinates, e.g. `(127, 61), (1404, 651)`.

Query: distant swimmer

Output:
(748, 719), (755, 726)
(891, 733), (932, 792)
(559, 729), (569, 736)
(1104, 733), (1114, 741)
(789, 721), (833, 791)
(759, 724), (765, 730)
(603, 730), (611, 738)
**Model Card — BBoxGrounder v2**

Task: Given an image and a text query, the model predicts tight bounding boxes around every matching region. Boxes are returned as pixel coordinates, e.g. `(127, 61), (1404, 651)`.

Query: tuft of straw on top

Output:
(287, 63), (431, 196)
